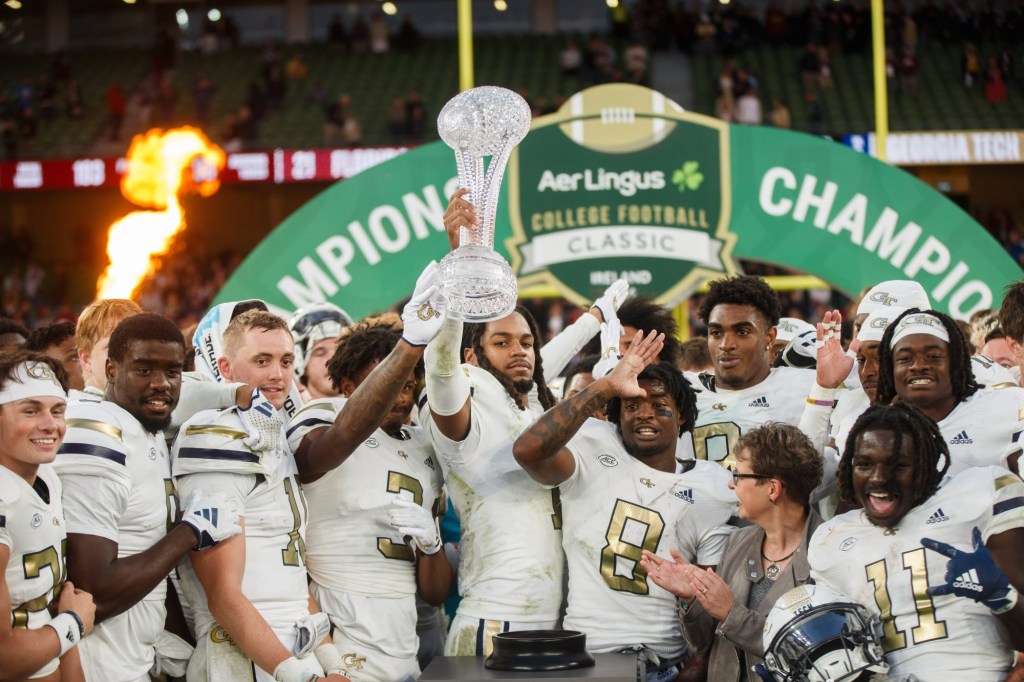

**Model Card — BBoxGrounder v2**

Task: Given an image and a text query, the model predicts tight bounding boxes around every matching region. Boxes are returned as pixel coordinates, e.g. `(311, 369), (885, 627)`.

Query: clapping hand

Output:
(642, 548), (697, 602)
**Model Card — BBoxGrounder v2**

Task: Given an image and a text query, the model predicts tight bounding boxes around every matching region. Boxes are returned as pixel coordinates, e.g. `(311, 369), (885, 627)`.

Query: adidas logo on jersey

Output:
(949, 430), (973, 445)
(748, 396), (769, 408)
(953, 569), (985, 593)
(926, 508), (950, 524)
(675, 489), (695, 504)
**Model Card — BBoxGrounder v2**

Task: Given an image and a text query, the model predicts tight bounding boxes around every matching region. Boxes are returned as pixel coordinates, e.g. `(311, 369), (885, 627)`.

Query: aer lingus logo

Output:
(506, 84), (739, 308)
(673, 161), (704, 193)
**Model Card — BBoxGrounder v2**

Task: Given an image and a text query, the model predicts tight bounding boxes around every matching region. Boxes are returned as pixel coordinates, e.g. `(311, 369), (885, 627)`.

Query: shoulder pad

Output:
(0, 467), (22, 506)
(173, 408), (274, 477)
(56, 402), (132, 480)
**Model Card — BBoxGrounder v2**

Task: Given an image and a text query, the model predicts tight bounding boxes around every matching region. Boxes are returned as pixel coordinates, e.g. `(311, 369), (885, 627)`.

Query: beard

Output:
(136, 411), (172, 434)
(512, 377), (533, 395)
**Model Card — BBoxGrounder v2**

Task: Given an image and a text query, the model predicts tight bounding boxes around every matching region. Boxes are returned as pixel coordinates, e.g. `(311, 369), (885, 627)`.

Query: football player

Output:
(810, 402), (1024, 679)
(174, 262), (446, 681)
(288, 302), (352, 401)
(851, 280), (929, 336)
(513, 334), (736, 680)
(287, 314), (448, 681)
(874, 310), (1024, 476)
(688, 276), (815, 468)
(25, 322), (85, 392)
(0, 351), (95, 682)
(55, 314), (240, 682)
(798, 306), (906, 455)
(72, 299), (141, 399)
(425, 191), (629, 656)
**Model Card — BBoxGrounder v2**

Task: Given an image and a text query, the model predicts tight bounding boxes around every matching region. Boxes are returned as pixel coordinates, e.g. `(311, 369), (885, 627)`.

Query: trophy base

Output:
(439, 245), (518, 323)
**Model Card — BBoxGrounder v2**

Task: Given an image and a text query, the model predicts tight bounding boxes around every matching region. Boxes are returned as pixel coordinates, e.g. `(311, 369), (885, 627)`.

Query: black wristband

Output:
(65, 609), (85, 638)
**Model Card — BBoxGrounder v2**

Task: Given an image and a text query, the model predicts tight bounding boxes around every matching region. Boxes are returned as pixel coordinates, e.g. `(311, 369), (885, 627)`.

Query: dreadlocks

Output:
(838, 402), (949, 508)
(874, 308), (978, 406)
(462, 306), (556, 412)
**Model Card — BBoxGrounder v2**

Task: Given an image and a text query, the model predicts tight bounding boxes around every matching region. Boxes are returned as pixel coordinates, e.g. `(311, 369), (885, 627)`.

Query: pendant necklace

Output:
(761, 547), (797, 580)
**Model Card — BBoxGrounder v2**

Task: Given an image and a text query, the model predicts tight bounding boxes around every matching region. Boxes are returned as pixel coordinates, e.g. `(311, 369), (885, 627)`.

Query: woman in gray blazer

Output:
(643, 422), (824, 680)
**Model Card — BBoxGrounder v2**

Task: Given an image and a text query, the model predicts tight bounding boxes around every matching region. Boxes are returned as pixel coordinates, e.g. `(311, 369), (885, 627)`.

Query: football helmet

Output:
(288, 302), (353, 380)
(779, 329), (818, 369)
(760, 584), (888, 682)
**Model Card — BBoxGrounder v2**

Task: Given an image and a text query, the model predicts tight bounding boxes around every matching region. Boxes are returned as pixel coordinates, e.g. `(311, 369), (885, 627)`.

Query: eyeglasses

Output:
(732, 472), (773, 484)
(291, 309), (349, 337)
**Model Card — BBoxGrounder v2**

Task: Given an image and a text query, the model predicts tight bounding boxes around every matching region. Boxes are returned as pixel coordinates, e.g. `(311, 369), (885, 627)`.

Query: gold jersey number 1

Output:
(865, 547), (948, 652)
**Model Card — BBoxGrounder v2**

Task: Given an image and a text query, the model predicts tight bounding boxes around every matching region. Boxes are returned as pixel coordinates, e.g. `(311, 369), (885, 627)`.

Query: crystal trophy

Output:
(437, 86), (531, 322)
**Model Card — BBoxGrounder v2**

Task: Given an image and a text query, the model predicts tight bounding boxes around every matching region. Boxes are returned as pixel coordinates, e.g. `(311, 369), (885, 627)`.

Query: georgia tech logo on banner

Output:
(505, 83), (739, 306)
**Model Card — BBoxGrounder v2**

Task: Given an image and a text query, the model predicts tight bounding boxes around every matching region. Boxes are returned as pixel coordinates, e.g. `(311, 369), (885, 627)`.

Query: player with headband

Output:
(0, 351), (96, 681)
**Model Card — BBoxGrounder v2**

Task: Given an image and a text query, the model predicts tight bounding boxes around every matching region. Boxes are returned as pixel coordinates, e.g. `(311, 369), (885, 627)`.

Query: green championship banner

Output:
(216, 84), (1022, 320)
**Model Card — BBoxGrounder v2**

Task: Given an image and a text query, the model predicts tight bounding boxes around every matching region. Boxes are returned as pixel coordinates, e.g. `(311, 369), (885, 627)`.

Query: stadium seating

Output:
(691, 41), (1024, 135)
(3, 37), (1021, 159)
(0, 49), (148, 158)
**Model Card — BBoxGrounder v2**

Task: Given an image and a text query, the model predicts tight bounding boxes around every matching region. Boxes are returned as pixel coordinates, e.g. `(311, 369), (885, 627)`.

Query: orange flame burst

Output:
(96, 127), (226, 300)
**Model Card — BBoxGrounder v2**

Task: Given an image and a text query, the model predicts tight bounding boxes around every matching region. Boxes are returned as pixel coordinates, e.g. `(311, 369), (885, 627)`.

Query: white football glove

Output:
(388, 497), (441, 555)
(180, 489), (242, 550)
(593, 318), (624, 378)
(591, 278), (629, 323)
(238, 388), (285, 452)
(293, 612), (331, 658)
(273, 656), (325, 682)
(150, 630), (194, 678)
(401, 261), (446, 347)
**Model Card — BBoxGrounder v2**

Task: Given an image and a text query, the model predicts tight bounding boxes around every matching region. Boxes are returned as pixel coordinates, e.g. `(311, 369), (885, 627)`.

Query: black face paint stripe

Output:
(655, 409), (672, 417)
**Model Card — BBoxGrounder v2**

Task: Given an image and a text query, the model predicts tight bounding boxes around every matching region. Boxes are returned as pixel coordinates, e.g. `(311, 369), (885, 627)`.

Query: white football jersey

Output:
(685, 368), (816, 467)
(173, 408), (310, 638)
(421, 364), (564, 623)
(286, 397), (443, 595)
(0, 465), (67, 679)
(809, 467), (1024, 680)
(54, 398), (175, 682)
(561, 420), (737, 658)
(834, 389), (1024, 479)
(828, 387), (869, 447)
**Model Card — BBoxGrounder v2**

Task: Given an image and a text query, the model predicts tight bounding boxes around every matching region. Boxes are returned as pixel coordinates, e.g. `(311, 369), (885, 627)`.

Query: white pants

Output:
(80, 598), (164, 682)
(311, 583), (420, 682)
(186, 626), (323, 682)
(444, 613), (558, 657)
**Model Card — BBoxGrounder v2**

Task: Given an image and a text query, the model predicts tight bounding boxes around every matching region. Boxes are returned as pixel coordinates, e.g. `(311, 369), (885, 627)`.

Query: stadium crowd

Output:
(2, 189), (1024, 682)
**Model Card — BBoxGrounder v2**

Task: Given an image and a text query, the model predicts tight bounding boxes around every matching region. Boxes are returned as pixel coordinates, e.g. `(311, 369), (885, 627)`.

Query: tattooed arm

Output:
(513, 330), (664, 486)
(512, 380), (618, 486)
(295, 340), (423, 483)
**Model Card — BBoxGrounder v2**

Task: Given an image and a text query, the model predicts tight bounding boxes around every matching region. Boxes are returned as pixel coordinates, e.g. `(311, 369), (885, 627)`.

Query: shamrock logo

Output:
(672, 161), (704, 193)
